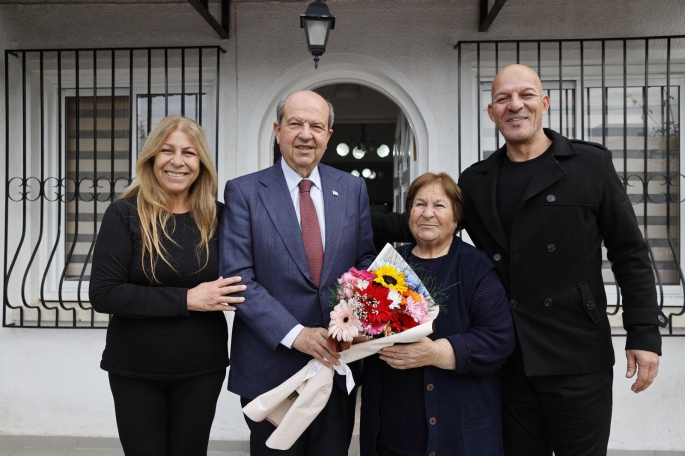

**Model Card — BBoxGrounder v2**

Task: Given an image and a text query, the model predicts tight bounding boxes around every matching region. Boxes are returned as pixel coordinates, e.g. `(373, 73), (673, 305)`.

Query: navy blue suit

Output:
(220, 159), (376, 453)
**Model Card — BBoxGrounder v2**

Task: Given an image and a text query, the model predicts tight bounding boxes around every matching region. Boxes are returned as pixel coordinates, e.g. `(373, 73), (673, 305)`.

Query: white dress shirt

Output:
(280, 159), (327, 348)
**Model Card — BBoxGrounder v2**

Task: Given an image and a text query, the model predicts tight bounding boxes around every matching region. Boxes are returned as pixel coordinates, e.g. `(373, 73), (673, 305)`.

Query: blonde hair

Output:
(123, 115), (218, 282)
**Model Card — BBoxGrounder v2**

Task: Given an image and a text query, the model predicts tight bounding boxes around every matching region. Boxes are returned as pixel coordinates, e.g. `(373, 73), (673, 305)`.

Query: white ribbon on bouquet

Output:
(242, 244), (438, 450)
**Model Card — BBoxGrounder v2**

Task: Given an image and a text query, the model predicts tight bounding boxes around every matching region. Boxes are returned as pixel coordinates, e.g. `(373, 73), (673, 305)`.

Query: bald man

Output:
(457, 64), (668, 456)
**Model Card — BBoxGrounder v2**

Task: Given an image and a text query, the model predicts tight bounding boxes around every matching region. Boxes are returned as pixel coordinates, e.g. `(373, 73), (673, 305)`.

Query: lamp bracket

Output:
(479, 0), (507, 32)
(187, 0), (230, 39)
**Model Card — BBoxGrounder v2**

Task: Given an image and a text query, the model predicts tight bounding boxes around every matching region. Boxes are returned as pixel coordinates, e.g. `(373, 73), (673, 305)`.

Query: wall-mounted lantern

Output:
(300, 0), (336, 69)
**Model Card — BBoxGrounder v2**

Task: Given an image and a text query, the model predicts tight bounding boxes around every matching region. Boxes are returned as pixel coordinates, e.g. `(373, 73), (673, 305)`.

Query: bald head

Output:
(487, 64), (550, 155)
(491, 64), (544, 98)
(277, 90), (335, 130)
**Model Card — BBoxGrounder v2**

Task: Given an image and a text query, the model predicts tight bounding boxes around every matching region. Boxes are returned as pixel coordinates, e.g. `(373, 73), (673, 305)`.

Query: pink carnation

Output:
(343, 286), (354, 299)
(405, 294), (429, 323)
(352, 268), (377, 281)
(361, 319), (387, 336)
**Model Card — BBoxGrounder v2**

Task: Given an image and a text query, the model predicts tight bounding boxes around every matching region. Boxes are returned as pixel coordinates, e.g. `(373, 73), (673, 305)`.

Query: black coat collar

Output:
(471, 128), (577, 174)
(468, 129), (573, 253)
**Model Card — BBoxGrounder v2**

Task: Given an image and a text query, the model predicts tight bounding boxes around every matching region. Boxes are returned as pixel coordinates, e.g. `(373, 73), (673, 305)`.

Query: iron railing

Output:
(3, 46), (224, 328)
(456, 37), (685, 335)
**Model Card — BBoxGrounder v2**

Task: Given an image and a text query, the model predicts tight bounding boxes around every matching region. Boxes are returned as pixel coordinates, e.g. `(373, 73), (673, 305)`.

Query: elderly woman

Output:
(361, 172), (515, 456)
(89, 116), (245, 456)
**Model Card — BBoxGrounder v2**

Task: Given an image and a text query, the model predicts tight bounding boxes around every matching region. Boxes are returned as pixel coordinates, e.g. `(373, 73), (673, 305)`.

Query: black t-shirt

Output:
(496, 145), (553, 237)
(89, 196), (229, 380)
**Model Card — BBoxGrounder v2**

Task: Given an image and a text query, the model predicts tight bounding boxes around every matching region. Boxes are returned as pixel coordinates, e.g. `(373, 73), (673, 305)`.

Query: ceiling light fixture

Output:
(336, 124), (390, 160)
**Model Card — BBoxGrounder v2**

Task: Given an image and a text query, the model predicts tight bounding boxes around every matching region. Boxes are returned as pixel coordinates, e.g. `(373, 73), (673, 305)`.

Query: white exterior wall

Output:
(1, 0), (684, 449)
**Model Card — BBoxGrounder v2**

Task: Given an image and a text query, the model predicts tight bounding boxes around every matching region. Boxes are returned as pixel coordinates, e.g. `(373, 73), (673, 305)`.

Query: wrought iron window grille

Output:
(456, 37), (685, 336)
(3, 46), (224, 328)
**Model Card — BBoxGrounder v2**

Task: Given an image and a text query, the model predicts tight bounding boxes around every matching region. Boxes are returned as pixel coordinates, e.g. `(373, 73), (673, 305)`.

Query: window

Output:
(457, 38), (685, 333)
(3, 47), (223, 327)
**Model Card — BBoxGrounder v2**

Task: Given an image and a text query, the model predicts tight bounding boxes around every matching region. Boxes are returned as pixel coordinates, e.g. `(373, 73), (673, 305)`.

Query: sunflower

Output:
(373, 264), (408, 293)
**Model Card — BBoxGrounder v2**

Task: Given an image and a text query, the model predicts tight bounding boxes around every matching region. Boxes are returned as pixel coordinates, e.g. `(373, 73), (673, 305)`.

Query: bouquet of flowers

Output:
(243, 244), (438, 450)
(328, 258), (435, 342)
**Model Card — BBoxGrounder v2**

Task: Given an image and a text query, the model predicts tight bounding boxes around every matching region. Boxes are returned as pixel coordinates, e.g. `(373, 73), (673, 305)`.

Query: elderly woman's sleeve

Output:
(447, 269), (515, 376)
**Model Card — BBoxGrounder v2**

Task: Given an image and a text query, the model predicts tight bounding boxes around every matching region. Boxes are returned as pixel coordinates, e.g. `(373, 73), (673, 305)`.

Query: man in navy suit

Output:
(220, 90), (376, 456)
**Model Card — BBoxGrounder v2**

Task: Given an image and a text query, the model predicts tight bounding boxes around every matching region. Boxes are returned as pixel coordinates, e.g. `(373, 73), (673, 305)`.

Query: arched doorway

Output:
(247, 54), (439, 212)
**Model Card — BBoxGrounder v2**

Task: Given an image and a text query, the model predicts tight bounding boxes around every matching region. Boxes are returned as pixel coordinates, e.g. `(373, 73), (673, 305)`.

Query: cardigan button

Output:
(546, 194), (556, 202)
(426, 384), (434, 391)
(544, 298), (553, 307)
(429, 417), (437, 425)
(547, 243), (556, 252)
(586, 301), (596, 310)
(510, 300), (518, 308)
(658, 315), (667, 324)
(493, 253), (502, 262)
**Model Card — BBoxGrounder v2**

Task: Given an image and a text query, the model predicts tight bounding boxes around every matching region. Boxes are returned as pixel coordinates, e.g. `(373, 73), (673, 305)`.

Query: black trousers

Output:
(501, 362), (613, 456)
(108, 370), (226, 456)
(240, 382), (357, 456)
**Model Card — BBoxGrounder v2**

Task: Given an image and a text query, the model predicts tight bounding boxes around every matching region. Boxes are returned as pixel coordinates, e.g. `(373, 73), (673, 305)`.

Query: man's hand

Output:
(626, 349), (660, 393)
(292, 327), (341, 367)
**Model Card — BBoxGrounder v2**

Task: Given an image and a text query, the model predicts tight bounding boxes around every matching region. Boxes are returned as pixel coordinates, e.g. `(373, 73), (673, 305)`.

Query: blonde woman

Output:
(90, 116), (244, 456)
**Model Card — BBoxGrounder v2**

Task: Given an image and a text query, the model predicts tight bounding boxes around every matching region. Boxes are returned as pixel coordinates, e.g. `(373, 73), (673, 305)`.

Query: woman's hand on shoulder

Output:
(186, 276), (246, 312)
(379, 337), (456, 370)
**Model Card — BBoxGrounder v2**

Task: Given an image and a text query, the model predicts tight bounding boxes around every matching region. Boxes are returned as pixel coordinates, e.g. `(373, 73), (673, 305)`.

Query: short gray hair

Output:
(276, 91), (335, 130)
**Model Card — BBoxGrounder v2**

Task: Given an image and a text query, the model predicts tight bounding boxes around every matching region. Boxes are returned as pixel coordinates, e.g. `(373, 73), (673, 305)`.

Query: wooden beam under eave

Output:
(187, 0), (230, 39)
(480, 0), (508, 32)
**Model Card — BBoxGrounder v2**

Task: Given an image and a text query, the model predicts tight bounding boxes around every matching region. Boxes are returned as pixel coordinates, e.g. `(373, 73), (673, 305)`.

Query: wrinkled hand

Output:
(292, 327), (341, 367)
(380, 337), (455, 370)
(186, 276), (246, 312)
(626, 349), (660, 393)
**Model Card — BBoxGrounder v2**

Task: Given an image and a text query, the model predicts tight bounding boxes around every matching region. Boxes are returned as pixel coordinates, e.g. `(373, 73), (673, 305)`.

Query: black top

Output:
(496, 145), (552, 237)
(89, 196), (229, 380)
(378, 253), (446, 456)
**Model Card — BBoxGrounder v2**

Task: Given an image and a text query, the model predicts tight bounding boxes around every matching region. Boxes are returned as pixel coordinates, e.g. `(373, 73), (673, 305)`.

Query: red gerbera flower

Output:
(361, 283), (393, 326)
(389, 311), (420, 333)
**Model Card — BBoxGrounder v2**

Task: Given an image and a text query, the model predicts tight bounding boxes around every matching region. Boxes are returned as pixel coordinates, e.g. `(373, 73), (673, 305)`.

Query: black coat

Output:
(458, 129), (668, 376)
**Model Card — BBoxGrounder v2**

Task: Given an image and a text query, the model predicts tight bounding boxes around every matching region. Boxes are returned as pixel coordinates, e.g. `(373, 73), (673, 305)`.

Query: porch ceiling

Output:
(0, 0), (296, 3)
(0, 0), (508, 33)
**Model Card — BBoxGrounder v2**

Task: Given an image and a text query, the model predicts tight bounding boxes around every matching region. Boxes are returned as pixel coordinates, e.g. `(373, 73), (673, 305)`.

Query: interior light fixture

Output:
(336, 143), (350, 156)
(376, 144), (390, 158)
(341, 124), (380, 160)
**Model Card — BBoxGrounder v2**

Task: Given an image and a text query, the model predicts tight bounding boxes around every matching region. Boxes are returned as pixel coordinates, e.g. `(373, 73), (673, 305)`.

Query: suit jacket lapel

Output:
(319, 165), (343, 287)
(470, 150), (511, 252)
(258, 163), (312, 282)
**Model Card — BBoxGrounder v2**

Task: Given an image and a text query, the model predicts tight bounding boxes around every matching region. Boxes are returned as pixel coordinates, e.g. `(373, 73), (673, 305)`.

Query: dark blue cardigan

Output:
(360, 237), (515, 456)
